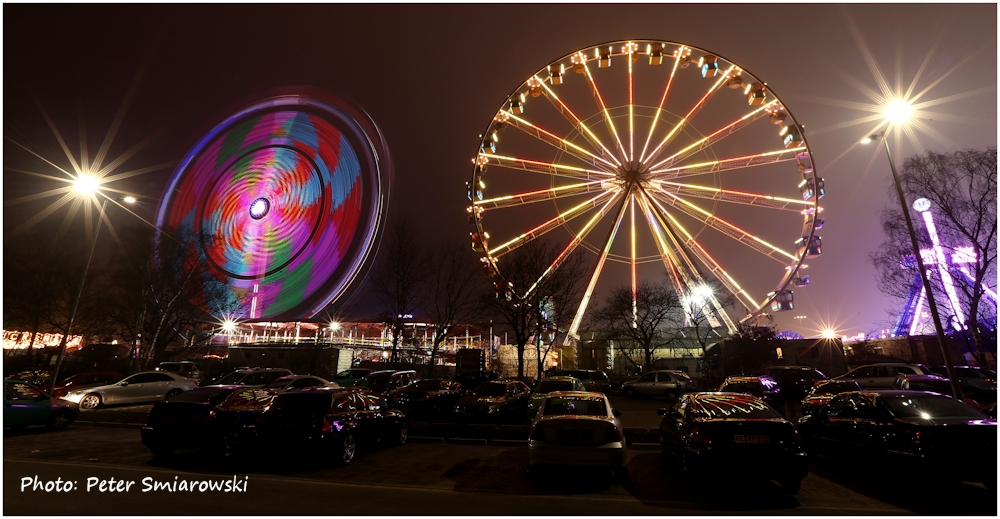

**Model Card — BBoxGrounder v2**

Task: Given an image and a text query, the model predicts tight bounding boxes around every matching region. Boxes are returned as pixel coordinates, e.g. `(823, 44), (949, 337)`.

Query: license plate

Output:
(162, 415), (183, 423)
(734, 434), (769, 443)
(557, 428), (593, 439)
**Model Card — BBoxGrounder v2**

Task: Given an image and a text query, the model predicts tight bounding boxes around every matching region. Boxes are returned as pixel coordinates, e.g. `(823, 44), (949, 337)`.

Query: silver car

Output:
(528, 391), (628, 482)
(835, 363), (932, 389)
(64, 371), (198, 410)
(622, 370), (693, 398)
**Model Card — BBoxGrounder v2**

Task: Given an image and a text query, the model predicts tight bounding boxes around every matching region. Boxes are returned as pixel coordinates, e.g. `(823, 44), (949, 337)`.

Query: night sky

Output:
(4, 4), (996, 338)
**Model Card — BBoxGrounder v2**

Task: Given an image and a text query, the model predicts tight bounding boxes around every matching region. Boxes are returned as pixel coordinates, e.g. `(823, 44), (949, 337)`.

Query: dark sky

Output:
(4, 4), (996, 337)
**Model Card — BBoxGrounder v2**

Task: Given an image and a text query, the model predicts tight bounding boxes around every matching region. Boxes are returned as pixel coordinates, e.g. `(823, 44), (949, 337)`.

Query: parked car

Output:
(717, 376), (783, 411)
(528, 391), (627, 482)
(622, 370), (693, 398)
(3, 380), (79, 431)
(800, 379), (863, 417)
(264, 375), (337, 393)
(353, 370), (417, 396)
(255, 388), (407, 464)
(797, 390), (996, 489)
(50, 371), (122, 399)
(210, 368), (293, 388)
(754, 366), (827, 400)
(452, 370), (501, 391)
(658, 392), (808, 494)
(453, 379), (531, 423)
(209, 387), (278, 455)
(385, 378), (467, 420)
(330, 368), (373, 387)
(891, 374), (982, 410)
(835, 363), (932, 389)
(927, 365), (997, 403)
(552, 370), (612, 394)
(156, 361), (202, 382)
(141, 385), (243, 457)
(527, 376), (586, 420)
(63, 371), (198, 410)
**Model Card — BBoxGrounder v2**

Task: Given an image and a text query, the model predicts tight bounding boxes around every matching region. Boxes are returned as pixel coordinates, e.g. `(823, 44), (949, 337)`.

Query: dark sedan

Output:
(141, 385), (242, 457)
(717, 376), (784, 412)
(386, 379), (467, 420)
(255, 388), (407, 464)
(659, 392), (808, 494)
(208, 387), (278, 455)
(798, 390), (996, 489)
(800, 379), (863, 417)
(4, 380), (79, 431)
(453, 380), (531, 423)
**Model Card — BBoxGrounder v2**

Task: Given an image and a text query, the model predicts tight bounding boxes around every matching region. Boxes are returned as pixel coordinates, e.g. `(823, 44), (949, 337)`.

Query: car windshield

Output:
(269, 392), (332, 411)
(535, 380), (577, 393)
(215, 373), (247, 385)
(882, 394), (986, 420)
(169, 388), (234, 404)
(475, 382), (508, 396)
(543, 395), (607, 416)
(720, 382), (762, 395)
(219, 388), (275, 410)
(692, 395), (781, 419)
(813, 381), (861, 395)
(356, 374), (391, 392)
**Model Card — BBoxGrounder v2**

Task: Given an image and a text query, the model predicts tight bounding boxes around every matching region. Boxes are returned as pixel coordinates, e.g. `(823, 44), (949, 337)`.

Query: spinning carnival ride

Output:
(468, 41), (825, 340)
(157, 89), (391, 320)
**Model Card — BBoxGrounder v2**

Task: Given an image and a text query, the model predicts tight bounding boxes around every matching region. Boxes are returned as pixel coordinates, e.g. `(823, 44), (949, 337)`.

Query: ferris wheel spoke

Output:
(640, 190), (761, 311)
(648, 179), (815, 212)
(480, 153), (615, 181)
(649, 100), (779, 171)
(568, 189), (633, 340)
(647, 188), (797, 264)
(476, 181), (610, 211)
(650, 147), (806, 180)
(629, 193), (638, 326)
(487, 189), (620, 259)
(500, 111), (618, 170)
(635, 192), (735, 331)
(580, 55), (629, 163)
(639, 45), (685, 165)
(642, 65), (735, 165)
(626, 42), (636, 163)
(521, 191), (627, 300)
(536, 76), (622, 167)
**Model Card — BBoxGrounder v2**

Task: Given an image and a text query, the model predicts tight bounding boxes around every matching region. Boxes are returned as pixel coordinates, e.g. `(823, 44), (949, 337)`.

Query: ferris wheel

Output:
(467, 40), (825, 340)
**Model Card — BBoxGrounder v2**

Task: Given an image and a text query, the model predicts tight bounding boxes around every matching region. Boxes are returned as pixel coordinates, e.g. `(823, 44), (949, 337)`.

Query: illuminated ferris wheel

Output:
(467, 40), (825, 339)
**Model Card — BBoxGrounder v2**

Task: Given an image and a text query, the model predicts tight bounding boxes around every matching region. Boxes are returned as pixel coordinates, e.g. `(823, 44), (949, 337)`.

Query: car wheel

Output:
(625, 387), (636, 399)
(45, 411), (72, 431)
(80, 394), (101, 410)
(164, 389), (183, 400)
(779, 477), (801, 495)
(338, 434), (357, 465)
(613, 466), (628, 484)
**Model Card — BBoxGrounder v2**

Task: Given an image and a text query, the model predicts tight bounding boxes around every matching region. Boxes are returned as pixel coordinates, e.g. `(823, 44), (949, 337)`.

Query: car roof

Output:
(898, 374), (947, 381)
(544, 390), (606, 398)
(722, 376), (771, 382)
(538, 376), (580, 382)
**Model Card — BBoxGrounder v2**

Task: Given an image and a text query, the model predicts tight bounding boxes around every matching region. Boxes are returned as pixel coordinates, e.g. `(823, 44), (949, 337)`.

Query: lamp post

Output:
(862, 128), (963, 400)
(49, 178), (139, 393)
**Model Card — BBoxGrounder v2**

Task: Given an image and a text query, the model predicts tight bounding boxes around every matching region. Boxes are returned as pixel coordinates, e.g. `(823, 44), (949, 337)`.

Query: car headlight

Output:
(62, 393), (84, 403)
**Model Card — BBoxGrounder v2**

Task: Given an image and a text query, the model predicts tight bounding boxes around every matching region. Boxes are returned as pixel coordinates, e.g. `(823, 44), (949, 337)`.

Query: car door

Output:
(4, 381), (51, 427)
(107, 374), (147, 404)
(634, 373), (657, 395)
(657, 372), (678, 392)
(844, 367), (875, 389)
(840, 394), (881, 451)
(808, 394), (851, 453)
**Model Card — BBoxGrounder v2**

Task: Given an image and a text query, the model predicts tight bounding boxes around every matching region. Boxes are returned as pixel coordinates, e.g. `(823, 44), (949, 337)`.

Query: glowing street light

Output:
(860, 104), (962, 400)
(73, 174), (100, 196)
(821, 328), (836, 339)
(123, 195), (137, 205)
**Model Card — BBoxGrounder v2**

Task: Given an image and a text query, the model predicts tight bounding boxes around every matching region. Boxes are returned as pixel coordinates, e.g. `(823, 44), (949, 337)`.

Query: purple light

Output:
(921, 209), (966, 330)
(249, 197), (270, 220)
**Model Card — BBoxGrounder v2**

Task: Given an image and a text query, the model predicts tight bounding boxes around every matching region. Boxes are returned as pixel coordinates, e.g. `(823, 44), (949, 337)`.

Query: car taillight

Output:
(790, 423), (803, 444)
(986, 378), (996, 388)
(691, 425), (712, 445)
(604, 424), (623, 444)
(530, 424), (546, 441)
(322, 418), (333, 432)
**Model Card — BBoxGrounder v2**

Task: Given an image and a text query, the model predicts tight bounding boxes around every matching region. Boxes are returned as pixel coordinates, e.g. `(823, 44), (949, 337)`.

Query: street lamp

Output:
(50, 177), (138, 392)
(861, 111), (963, 399)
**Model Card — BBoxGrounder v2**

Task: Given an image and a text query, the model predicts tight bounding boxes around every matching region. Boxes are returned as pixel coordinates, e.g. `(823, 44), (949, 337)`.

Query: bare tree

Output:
(590, 279), (686, 373)
(871, 147), (997, 365)
(482, 239), (584, 379)
(425, 240), (489, 377)
(106, 225), (235, 370)
(369, 218), (428, 364)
